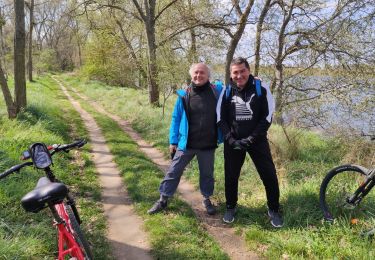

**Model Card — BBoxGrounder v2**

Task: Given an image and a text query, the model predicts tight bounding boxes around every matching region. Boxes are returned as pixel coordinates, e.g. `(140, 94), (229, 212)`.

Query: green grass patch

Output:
(0, 76), (112, 259)
(58, 74), (375, 259)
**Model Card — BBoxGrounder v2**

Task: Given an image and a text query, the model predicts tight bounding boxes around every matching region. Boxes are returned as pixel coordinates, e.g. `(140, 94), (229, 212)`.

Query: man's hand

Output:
(239, 136), (255, 148)
(232, 140), (246, 150)
(169, 145), (177, 159)
(227, 136), (246, 150)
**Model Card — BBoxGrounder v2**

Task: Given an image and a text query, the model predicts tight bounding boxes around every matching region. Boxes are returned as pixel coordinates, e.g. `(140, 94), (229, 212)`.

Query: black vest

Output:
(185, 82), (217, 149)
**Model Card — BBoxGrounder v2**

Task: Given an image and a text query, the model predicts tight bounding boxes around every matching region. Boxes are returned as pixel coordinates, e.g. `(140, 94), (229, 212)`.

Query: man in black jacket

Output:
(217, 57), (283, 227)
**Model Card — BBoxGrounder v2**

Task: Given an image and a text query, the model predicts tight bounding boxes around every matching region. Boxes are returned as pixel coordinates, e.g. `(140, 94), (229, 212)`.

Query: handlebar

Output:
(0, 139), (87, 179)
(49, 139), (87, 155)
(0, 162), (33, 180)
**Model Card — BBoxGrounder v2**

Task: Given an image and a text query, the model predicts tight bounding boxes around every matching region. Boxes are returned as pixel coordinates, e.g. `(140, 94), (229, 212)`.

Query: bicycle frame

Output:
(52, 203), (85, 260)
(347, 169), (375, 205)
(43, 165), (86, 260)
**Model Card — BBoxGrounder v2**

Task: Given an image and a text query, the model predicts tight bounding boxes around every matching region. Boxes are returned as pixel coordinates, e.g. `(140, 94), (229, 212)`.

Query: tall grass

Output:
(0, 76), (112, 258)
(60, 73), (375, 259)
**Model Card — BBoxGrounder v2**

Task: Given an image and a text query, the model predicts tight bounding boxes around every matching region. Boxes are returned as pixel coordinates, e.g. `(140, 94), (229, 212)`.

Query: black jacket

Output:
(217, 75), (275, 140)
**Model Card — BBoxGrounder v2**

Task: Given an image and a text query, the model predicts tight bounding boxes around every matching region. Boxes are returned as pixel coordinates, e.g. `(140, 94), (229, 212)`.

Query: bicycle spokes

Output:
(324, 169), (374, 219)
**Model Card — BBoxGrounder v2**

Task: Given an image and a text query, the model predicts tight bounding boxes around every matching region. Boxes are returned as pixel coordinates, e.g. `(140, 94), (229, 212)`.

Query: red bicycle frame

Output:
(55, 203), (85, 260)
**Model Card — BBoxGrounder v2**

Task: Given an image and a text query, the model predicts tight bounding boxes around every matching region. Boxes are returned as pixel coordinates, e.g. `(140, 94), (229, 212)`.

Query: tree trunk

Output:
(144, 1), (159, 106)
(189, 28), (198, 63)
(273, 63), (284, 124)
(132, 0), (160, 105)
(224, 0), (254, 84)
(74, 20), (82, 68)
(224, 38), (238, 84)
(28, 0), (34, 82)
(0, 64), (17, 118)
(187, 0), (197, 63)
(271, 0), (295, 125)
(254, 0), (272, 76)
(77, 35), (82, 67)
(146, 25), (159, 106)
(0, 7), (7, 79)
(14, 0), (26, 111)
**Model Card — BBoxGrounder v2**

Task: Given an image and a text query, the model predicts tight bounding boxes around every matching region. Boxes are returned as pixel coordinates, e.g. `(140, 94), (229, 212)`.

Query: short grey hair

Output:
(189, 63), (211, 78)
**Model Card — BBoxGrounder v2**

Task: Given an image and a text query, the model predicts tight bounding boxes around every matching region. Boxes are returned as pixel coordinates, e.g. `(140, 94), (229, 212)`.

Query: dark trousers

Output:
(224, 139), (280, 211)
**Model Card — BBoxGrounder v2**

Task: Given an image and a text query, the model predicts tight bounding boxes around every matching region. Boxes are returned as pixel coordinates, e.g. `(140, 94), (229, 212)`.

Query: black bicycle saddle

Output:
(21, 177), (68, 213)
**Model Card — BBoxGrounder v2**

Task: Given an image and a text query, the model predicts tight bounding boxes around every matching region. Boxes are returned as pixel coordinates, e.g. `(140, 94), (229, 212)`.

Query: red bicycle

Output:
(0, 139), (93, 259)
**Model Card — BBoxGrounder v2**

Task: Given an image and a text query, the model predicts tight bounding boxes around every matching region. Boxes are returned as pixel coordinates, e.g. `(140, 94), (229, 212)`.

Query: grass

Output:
(64, 82), (229, 259)
(0, 76), (112, 259)
(58, 72), (375, 259)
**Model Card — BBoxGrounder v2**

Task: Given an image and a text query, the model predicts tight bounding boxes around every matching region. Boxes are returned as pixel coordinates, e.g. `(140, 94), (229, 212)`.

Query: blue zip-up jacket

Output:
(169, 83), (223, 151)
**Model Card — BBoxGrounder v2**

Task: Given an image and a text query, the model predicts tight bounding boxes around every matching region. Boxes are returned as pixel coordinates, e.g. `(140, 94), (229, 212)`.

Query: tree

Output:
(0, 0), (26, 118)
(14, 0), (26, 111)
(254, 0), (273, 76)
(30, 0), (82, 72)
(78, 0), (181, 105)
(130, 0), (179, 106)
(224, 0), (255, 84)
(114, 18), (147, 83)
(26, 0), (34, 81)
(80, 0), (207, 105)
(285, 1), (375, 135)
(0, 5), (8, 77)
(0, 63), (17, 118)
(252, 0), (373, 125)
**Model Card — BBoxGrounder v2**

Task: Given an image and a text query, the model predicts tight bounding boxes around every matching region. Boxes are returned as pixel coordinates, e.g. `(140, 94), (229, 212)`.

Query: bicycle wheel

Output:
(320, 164), (374, 221)
(65, 204), (94, 259)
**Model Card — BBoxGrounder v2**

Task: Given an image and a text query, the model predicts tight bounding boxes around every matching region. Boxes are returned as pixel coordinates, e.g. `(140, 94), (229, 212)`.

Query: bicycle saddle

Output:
(21, 177), (68, 213)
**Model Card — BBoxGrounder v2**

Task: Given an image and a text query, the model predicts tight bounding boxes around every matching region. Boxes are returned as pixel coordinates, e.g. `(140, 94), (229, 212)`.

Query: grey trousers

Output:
(159, 148), (215, 198)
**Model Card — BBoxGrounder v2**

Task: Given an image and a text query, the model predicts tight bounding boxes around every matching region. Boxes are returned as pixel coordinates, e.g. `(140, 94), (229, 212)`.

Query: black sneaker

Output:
(268, 210), (283, 228)
(202, 198), (216, 215)
(223, 207), (236, 223)
(147, 200), (167, 214)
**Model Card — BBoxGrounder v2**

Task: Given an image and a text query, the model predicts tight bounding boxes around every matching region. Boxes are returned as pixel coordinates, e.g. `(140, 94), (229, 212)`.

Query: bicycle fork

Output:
(347, 171), (375, 206)
(66, 192), (82, 224)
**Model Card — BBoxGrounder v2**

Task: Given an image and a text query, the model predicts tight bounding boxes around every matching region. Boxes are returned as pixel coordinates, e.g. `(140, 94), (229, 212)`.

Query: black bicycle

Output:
(320, 164), (375, 222)
(0, 139), (93, 259)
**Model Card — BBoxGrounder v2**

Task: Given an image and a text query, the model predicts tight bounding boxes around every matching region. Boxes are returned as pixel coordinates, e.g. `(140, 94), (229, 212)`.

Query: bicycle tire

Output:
(65, 204), (94, 259)
(319, 164), (371, 221)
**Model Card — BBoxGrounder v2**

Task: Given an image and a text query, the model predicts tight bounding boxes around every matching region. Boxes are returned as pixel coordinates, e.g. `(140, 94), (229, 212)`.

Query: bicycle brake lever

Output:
(21, 150), (30, 160)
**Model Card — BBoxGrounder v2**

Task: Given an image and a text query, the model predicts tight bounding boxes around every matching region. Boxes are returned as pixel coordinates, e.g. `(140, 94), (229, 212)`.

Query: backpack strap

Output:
(226, 80), (261, 98)
(225, 85), (231, 98)
(210, 84), (219, 99)
(255, 79), (262, 97)
(180, 87), (190, 121)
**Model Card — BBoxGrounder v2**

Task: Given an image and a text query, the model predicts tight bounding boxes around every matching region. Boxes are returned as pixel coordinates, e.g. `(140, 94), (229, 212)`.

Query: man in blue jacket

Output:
(148, 63), (222, 215)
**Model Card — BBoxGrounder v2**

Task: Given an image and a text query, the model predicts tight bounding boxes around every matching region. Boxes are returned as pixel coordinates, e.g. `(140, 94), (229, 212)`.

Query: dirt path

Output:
(54, 77), (152, 260)
(57, 79), (260, 260)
